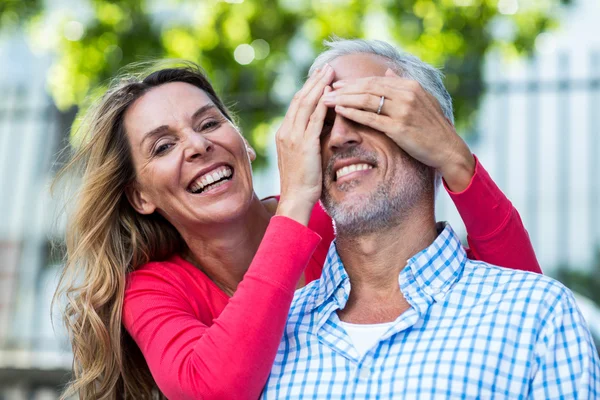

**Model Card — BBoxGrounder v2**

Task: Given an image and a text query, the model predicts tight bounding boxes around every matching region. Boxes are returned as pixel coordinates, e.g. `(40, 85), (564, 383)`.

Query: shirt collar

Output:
(308, 222), (467, 314)
(310, 242), (350, 313)
(400, 222), (467, 307)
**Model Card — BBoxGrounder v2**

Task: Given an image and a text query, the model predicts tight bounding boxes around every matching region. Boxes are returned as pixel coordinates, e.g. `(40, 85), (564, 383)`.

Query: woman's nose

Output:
(183, 131), (214, 161)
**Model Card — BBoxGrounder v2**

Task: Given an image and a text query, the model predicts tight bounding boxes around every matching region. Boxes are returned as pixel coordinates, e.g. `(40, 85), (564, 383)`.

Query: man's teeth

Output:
(335, 163), (373, 180)
(189, 166), (233, 193)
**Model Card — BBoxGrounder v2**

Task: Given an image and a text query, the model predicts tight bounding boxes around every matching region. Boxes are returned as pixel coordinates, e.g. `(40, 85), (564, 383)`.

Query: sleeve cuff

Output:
(245, 215), (322, 292)
(444, 155), (513, 240)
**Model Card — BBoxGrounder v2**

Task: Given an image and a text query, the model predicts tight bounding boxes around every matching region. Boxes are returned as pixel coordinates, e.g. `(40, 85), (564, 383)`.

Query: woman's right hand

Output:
(276, 64), (334, 226)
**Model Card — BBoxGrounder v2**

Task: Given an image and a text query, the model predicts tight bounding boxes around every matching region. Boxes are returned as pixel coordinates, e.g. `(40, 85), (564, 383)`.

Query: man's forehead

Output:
(329, 53), (390, 82)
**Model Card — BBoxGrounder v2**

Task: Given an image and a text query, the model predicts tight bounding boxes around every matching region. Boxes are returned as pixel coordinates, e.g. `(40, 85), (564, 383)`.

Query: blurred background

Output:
(0, 0), (599, 398)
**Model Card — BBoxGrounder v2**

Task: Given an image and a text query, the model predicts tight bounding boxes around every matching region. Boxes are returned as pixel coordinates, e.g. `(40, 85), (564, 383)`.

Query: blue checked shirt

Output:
(262, 223), (600, 399)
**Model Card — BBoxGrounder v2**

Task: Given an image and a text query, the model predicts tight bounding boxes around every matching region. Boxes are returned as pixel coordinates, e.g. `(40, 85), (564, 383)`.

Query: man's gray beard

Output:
(321, 156), (433, 238)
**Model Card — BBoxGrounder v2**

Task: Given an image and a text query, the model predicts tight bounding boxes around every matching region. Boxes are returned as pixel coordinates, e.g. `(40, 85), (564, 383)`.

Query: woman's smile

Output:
(187, 164), (234, 194)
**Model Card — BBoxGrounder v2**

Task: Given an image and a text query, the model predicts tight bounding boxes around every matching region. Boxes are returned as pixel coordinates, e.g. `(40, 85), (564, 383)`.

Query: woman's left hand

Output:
(322, 69), (475, 192)
(275, 64), (334, 225)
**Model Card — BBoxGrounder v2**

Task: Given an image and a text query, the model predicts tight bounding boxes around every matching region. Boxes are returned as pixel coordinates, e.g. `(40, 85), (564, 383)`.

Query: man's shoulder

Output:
(462, 260), (564, 289)
(456, 260), (574, 314)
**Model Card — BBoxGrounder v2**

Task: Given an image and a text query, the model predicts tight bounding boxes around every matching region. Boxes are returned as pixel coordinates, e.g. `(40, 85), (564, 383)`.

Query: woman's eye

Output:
(154, 143), (173, 156)
(198, 119), (221, 131)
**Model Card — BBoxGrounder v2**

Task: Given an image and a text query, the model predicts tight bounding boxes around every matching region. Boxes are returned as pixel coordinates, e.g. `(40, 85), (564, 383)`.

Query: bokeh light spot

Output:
(498, 0), (519, 15)
(251, 39), (270, 60)
(535, 32), (556, 55)
(105, 45), (123, 64)
(64, 21), (84, 41)
(234, 44), (255, 65)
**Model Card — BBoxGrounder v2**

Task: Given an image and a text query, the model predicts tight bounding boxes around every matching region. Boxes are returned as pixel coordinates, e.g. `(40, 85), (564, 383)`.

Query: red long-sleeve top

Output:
(122, 157), (541, 400)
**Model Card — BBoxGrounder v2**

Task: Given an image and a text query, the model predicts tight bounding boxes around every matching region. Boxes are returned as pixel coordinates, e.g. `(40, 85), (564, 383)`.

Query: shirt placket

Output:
(315, 285), (357, 362)
(347, 306), (422, 398)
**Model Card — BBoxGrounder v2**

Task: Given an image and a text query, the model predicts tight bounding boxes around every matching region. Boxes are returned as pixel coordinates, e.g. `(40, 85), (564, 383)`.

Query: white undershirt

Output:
(338, 321), (394, 358)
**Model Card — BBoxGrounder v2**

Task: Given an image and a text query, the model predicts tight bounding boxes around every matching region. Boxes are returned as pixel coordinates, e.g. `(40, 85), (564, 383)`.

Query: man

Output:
(262, 39), (600, 399)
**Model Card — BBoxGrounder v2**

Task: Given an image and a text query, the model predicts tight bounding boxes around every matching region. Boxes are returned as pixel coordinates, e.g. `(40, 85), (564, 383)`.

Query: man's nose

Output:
(326, 115), (362, 153)
(183, 129), (214, 161)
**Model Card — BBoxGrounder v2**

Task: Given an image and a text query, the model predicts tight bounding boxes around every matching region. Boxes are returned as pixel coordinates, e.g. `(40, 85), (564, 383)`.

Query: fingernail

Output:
(323, 93), (335, 102)
(332, 81), (344, 88)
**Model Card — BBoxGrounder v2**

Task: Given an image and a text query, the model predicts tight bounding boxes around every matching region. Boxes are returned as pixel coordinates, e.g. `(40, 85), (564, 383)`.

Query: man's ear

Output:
(125, 183), (156, 215)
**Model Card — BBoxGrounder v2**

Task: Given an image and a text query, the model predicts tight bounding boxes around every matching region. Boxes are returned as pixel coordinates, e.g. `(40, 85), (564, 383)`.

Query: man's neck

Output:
(179, 195), (275, 296)
(336, 206), (438, 324)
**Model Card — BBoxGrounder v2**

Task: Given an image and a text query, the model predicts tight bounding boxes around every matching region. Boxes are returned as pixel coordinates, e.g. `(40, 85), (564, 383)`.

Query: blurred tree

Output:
(4, 0), (572, 167)
(555, 250), (600, 355)
(556, 249), (600, 308)
(0, 0), (41, 28)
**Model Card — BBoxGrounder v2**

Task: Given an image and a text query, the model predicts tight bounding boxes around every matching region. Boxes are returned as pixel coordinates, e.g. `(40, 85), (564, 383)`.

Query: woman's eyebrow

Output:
(140, 125), (170, 150)
(191, 104), (217, 121)
(140, 104), (218, 149)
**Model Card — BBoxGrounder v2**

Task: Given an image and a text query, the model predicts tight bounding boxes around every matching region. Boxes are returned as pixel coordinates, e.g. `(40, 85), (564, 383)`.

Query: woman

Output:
(55, 60), (540, 400)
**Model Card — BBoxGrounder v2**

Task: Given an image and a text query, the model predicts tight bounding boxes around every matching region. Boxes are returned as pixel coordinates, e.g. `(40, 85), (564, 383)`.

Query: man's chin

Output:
(325, 200), (392, 237)
(321, 194), (371, 220)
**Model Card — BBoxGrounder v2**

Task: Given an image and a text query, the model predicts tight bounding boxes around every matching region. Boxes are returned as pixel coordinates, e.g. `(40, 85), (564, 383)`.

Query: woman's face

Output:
(123, 82), (256, 231)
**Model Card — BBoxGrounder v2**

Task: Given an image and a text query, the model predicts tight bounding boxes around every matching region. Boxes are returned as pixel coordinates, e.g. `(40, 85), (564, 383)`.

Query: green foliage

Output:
(555, 250), (600, 352)
(13, 0), (567, 167)
(556, 249), (600, 307)
(0, 0), (41, 28)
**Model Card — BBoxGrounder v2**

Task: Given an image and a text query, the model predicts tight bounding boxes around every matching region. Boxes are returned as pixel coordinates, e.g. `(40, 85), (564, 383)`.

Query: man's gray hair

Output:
(309, 38), (454, 124)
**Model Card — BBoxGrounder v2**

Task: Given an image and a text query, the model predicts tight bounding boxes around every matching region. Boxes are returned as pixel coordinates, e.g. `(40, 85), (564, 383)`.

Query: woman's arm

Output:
(123, 67), (336, 400)
(123, 216), (321, 400)
(445, 155), (542, 273)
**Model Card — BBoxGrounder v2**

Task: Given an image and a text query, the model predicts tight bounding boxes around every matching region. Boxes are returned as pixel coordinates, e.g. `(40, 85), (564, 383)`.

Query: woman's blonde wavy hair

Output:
(53, 61), (233, 399)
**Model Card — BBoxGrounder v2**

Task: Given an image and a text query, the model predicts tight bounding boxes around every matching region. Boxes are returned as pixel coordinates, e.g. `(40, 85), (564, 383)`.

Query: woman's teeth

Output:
(189, 166), (233, 194)
(335, 163), (373, 180)
(202, 178), (229, 192)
